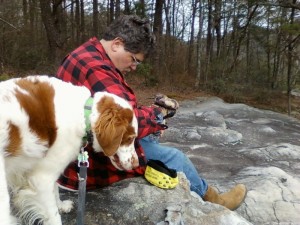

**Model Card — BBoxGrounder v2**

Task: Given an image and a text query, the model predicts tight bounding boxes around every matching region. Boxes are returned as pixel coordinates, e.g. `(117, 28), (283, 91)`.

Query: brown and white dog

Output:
(0, 75), (139, 225)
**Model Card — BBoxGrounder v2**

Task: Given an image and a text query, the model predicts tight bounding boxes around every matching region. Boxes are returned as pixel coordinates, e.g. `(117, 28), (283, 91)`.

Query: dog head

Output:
(90, 92), (139, 170)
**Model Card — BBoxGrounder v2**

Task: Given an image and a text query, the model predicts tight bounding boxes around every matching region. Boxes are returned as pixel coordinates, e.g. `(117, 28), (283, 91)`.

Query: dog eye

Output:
(127, 136), (135, 143)
(122, 134), (136, 145)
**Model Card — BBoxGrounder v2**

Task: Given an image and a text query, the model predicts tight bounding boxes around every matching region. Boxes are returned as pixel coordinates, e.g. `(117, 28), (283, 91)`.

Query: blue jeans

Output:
(140, 136), (208, 197)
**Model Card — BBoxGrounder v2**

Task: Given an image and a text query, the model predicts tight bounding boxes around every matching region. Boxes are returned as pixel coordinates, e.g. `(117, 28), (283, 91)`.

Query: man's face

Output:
(110, 39), (144, 75)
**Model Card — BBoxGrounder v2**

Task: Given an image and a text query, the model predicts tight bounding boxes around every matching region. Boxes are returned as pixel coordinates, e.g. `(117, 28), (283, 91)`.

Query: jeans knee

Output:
(173, 148), (185, 160)
(167, 148), (187, 164)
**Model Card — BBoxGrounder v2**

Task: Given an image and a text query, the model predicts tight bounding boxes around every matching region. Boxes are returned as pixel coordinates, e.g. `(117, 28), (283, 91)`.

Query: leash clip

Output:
(78, 147), (89, 168)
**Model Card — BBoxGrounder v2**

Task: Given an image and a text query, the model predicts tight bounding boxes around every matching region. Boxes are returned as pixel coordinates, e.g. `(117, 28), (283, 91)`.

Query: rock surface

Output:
(61, 97), (300, 225)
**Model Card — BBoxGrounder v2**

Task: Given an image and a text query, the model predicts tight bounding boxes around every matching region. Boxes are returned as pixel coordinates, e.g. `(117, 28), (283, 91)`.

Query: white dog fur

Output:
(0, 75), (139, 225)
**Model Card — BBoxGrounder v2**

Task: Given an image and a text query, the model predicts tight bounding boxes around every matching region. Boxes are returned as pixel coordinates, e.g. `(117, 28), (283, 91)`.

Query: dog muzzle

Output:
(144, 160), (178, 189)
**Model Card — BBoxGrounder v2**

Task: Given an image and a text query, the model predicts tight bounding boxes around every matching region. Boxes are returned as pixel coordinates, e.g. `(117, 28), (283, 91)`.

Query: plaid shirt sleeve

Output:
(56, 37), (166, 190)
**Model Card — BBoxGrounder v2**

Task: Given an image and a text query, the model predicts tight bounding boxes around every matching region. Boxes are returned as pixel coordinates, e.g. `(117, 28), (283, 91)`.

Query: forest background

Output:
(1, 0), (300, 118)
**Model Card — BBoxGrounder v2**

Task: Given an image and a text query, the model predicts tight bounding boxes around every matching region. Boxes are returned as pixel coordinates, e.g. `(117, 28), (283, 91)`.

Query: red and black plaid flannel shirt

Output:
(56, 37), (166, 190)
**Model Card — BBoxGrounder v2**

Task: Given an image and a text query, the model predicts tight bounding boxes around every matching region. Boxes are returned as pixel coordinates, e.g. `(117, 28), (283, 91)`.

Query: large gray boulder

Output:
(61, 173), (251, 225)
(61, 97), (300, 225)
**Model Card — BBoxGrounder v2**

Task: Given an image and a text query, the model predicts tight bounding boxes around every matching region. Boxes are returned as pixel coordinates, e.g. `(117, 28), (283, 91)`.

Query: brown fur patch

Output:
(93, 96), (136, 156)
(6, 122), (22, 156)
(15, 78), (57, 147)
(121, 125), (136, 146)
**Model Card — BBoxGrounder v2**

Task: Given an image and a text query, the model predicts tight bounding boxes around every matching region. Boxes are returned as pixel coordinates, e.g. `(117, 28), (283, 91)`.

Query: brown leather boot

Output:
(203, 184), (247, 210)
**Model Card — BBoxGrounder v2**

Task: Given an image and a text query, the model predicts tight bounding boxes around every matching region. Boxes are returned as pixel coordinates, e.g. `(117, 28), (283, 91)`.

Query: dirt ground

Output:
(127, 76), (300, 120)
(127, 76), (210, 106)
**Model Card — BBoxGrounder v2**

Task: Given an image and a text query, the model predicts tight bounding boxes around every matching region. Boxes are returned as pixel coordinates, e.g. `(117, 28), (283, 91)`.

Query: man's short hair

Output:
(103, 15), (156, 57)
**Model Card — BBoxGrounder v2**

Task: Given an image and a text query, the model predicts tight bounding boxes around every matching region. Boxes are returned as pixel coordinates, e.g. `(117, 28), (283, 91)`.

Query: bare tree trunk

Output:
(109, 0), (115, 23)
(214, 0), (221, 57)
(29, 0), (36, 41)
(272, 8), (286, 89)
(153, 0), (164, 76)
(124, 0), (130, 14)
(205, 0), (213, 75)
(75, 0), (80, 44)
(153, 0), (163, 35)
(80, 0), (85, 42)
(54, 0), (66, 46)
(230, 4), (258, 73)
(230, 0), (238, 60)
(195, 1), (204, 88)
(164, 0), (171, 37)
(22, 0), (28, 27)
(220, 0), (231, 78)
(93, 0), (98, 36)
(266, 4), (271, 86)
(70, 1), (75, 45)
(187, 0), (197, 75)
(39, 0), (63, 62)
(163, 0), (172, 78)
(287, 0), (296, 116)
(172, 0), (176, 36)
(245, 2), (251, 83)
(272, 32), (281, 89)
(115, 0), (120, 17)
(138, 0), (146, 17)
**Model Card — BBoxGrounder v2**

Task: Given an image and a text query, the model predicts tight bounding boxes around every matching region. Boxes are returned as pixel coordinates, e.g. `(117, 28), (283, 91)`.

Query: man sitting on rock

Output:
(56, 14), (247, 210)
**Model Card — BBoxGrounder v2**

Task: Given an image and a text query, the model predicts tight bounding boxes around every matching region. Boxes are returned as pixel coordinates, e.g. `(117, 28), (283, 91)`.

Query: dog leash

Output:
(77, 146), (89, 225)
(77, 98), (93, 225)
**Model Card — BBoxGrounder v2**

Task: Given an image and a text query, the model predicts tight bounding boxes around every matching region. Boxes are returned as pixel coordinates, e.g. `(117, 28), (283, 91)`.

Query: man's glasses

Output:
(131, 55), (142, 66)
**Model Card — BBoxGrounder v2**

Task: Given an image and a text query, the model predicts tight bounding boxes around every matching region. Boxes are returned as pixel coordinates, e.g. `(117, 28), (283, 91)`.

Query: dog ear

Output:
(93, 106), (133, 156)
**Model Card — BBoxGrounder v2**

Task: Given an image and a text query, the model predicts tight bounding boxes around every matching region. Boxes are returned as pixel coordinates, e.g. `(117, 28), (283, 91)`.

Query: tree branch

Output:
(258, 1), (300, 10)
(0, 17), (19, 30)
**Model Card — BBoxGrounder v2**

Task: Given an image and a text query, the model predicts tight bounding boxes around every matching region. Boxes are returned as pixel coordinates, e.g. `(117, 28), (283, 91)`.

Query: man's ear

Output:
(111, 37), (124, 52)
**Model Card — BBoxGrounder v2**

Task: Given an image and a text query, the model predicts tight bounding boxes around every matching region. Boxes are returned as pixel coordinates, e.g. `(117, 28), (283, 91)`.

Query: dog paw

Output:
(58, 200), (74, 213)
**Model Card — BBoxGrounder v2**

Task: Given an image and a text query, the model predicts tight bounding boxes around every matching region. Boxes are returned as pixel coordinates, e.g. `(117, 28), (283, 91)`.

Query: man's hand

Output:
(154, 93), (179, 119)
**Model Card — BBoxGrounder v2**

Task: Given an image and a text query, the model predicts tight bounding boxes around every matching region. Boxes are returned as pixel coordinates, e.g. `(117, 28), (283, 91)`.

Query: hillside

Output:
(127, 75), (300, 120)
